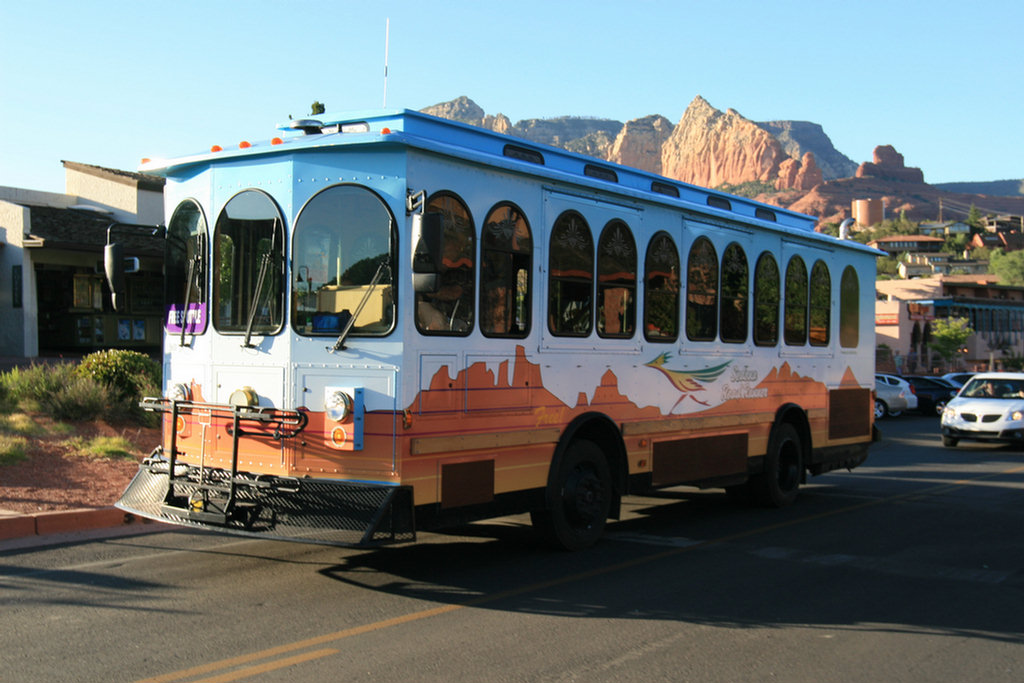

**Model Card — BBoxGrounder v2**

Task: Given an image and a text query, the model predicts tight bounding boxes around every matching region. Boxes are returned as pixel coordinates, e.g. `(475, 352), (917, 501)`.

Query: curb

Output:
(0, 507), (140, 542)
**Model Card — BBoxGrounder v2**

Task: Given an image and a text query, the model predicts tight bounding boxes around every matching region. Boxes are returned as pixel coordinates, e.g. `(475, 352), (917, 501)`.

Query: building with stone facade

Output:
(0, 162), (164, 360)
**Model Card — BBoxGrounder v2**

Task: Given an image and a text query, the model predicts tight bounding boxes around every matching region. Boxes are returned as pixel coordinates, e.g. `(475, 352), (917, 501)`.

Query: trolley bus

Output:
(106, 109), (879, 550)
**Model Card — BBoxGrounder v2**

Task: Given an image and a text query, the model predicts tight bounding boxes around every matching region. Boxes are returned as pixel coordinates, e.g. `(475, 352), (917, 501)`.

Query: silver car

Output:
(874, 374), (918, 418)
(940, 372), (1024, 448)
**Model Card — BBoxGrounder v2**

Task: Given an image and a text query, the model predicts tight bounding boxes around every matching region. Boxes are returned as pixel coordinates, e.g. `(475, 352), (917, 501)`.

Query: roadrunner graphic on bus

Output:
(104, 108), (880, 551)
(644, 353), (731, 409)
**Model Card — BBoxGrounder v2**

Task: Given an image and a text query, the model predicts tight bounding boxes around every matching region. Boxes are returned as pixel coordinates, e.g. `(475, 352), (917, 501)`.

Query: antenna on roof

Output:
(383, 18), (390, 108)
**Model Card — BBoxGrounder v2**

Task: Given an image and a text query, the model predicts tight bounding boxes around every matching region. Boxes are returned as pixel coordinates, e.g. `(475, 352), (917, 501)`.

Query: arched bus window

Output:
(644, 231), (680, 343)
(213, 190), (285, 335)
(480, 202), (531, 338)
(686, 236), (717, 341)
(416, 192), (475, 335)
(549, 211), (593, 336)
(291, 185), (396, 337)
(753, 253), (779, 346)
(720, 242), (748, 343)
(809, 260), (831, 347)
(840, 265), (860, 348)
(165, 199), (208, 336)
(597, 220), (636, 338)
(784, 255), (808, 346)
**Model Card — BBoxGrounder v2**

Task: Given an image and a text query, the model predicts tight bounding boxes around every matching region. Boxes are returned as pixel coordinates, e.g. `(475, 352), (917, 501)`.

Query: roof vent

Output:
(288, 119), (324, 135)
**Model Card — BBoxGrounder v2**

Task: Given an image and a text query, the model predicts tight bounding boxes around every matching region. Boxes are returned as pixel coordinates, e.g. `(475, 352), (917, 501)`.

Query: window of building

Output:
(784, 255), (808, 346)
(644, 231), (680, 342)
(549, 211), (593, 336)
(809, 260), (831, 347)
(597, 220), (636, 338)
(213, 190), (285, 335)
(686, 236), (718, 341)
(480, 202), (531, 338)
(753, 253), (779, 346)
(416, 192), (475, 335)
(720, 242), (748, 343)
(291, 185), (396, 337)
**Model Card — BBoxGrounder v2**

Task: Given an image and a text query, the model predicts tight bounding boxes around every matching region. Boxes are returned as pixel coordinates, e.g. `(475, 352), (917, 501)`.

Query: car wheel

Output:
(942, 435), (959, 448)
(874, 399), (888, 420)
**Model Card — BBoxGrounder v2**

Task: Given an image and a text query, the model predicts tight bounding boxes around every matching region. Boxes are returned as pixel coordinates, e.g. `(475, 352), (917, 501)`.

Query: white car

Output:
(940, 372), (1024, 448)
(874, 373), (918, 417)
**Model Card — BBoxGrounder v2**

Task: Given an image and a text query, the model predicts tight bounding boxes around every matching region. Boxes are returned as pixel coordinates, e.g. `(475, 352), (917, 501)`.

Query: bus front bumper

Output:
(115, 454), (415, 547)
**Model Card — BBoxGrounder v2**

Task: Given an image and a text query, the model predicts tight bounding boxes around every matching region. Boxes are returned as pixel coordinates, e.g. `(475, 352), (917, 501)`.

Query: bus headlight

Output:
(229, 386), (259, 407)
(325, 390), (353, 422)
(167, 383), (191, 403)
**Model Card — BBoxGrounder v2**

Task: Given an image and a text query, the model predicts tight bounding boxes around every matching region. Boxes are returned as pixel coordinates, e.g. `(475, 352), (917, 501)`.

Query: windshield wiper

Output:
(179, 233), (205, 347)
(332, 262), (390, 352)
(242, 221), (279, 349)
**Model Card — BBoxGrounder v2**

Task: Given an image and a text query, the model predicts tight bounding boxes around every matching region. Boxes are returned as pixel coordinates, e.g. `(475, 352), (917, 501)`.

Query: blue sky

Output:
(1, 0), (1020, 194)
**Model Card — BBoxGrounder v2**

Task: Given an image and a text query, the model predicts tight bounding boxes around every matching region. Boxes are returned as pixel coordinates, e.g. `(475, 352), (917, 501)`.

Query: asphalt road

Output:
(2, 415), (1023, 683)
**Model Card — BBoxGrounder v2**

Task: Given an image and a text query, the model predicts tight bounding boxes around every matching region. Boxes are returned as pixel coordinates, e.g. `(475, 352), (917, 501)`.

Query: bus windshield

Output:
(291, 185), (395, 336)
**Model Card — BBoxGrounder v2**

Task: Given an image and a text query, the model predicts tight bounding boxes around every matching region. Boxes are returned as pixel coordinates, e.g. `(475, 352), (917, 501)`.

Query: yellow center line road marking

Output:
(191, 649), (338, 683)
(135, 463), (1024, 683)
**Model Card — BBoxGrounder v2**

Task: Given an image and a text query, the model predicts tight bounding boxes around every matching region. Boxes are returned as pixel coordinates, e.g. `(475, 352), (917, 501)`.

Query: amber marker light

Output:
(211, 145), (223, 152)
(238, 141), (251, 149)
(140, 158), (150, 164)
(381, 127), (391, 135)
(271, 137), (283, 145)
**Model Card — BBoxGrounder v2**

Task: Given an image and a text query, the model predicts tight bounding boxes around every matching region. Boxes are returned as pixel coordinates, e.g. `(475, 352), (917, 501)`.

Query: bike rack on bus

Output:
(139, 398), (308, 527)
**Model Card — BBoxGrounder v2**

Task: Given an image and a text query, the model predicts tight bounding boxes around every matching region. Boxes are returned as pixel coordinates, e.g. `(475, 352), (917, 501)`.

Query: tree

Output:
(990, 248), (1024, 286)
(310, 101), (325, 115)
(929, 317), (973, 371)
(967, 203), (983, 231)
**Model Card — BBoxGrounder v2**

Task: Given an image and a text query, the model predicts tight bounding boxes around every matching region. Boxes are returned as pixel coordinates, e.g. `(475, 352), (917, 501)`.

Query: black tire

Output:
(751, 423), (802, 508)
(874, 399), (888, 420)
(532, 439), (612, 551)
(942, 435), (959, 448)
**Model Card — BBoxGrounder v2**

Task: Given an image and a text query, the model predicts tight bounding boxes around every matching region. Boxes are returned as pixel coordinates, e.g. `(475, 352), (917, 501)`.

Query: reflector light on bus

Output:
(271, 137), (283, 145)
(239, 141), (251, 149)
(211, 145), (223, 152)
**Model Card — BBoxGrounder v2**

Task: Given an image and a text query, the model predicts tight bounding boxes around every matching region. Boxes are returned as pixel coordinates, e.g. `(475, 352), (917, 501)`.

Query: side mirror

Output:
(411, 212), (443, 293)
(104, 242), (126, 311)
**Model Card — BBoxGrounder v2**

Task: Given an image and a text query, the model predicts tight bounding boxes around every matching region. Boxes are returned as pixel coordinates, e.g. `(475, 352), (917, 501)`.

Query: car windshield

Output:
(960, 378), (1024, 399)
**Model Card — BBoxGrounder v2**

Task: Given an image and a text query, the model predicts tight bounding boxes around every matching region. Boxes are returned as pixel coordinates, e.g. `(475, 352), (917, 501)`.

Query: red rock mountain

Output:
(422, 96), (1024, 226)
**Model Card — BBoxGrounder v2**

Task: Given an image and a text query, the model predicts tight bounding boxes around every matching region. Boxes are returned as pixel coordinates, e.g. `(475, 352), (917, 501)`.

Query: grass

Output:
(0, 434), (28, 465)
(66, 435), (137, 460)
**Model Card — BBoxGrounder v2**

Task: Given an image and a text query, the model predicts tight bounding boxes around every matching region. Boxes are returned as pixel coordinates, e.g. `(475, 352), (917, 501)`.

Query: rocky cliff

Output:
(421, 96), (1024, 226)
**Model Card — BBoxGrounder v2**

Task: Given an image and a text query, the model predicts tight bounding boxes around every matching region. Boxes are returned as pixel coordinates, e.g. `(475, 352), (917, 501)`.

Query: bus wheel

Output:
(752, 423), (802, 508)
(533, 439), (611, 551)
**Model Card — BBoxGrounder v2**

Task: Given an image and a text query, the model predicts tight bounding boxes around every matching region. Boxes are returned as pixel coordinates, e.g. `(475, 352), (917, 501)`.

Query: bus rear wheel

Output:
(751, 423), (802, 508)
(532, 439), (611, 551)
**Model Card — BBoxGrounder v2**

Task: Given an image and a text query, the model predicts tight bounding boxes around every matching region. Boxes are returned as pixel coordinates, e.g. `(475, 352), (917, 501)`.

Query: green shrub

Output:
(41, 375), (107, 421)
(77, 350), (161, 401)
(2, 363), (79, 409)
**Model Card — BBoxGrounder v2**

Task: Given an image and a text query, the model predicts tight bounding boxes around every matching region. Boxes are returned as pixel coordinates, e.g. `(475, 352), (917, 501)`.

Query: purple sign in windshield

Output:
(166, 303), (207, 334)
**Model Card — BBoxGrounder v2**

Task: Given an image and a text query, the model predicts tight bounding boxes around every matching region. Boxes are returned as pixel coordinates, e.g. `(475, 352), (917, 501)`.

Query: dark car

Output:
(901, 375), (959, 416)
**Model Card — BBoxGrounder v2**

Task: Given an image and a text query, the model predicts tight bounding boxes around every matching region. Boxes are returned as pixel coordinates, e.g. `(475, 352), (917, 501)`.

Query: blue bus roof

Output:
(140, 108), (873, 250)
